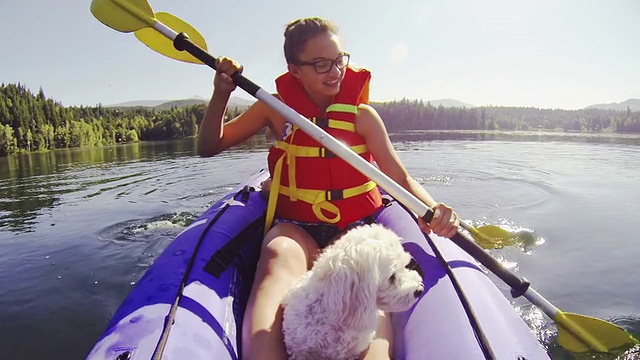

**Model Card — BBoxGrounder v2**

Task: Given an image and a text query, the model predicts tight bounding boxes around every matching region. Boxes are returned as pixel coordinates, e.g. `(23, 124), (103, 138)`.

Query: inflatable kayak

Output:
(87, 169), (550, 360)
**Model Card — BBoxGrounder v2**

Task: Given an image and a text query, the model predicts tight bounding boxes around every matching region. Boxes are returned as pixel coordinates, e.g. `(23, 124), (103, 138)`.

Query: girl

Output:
(198, 17), (459, 360)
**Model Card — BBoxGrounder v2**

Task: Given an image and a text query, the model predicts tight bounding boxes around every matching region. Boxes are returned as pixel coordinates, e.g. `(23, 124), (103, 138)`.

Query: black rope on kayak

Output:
(393, 197), (497, 360)
(151, 185), (255, 360)
(423, 232), (497, 360)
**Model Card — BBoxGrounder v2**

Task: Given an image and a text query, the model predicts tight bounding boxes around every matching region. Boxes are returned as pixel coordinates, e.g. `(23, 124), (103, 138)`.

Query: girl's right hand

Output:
(213, 57), (243, 95)
(418, 202), (459, 239)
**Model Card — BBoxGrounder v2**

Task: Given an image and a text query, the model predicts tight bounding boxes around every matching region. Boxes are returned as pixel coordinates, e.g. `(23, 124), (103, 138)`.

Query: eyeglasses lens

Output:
(315, 54), (350, 74)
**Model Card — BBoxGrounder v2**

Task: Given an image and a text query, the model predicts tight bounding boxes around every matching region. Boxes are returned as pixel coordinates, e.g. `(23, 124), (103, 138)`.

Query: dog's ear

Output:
(317, 245), (380, 329)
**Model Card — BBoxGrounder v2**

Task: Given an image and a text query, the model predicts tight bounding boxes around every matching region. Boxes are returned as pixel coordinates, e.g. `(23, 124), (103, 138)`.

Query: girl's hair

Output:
(283, 17), (339, 64)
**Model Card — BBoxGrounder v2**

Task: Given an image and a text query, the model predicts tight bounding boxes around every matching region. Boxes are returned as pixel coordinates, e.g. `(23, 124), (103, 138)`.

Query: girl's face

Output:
(288, 32), (347, 103)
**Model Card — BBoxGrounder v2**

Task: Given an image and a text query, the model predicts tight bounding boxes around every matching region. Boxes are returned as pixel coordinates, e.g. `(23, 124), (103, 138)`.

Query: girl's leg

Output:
(241, 223), (319, 360)
(361, 311), (394, 360)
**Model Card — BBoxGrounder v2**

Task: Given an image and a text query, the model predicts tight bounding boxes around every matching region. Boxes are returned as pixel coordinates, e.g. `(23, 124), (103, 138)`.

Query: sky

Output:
(1, 0), (638, 110)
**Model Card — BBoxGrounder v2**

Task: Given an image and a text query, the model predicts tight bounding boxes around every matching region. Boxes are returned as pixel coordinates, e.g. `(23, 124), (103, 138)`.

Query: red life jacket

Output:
(265, 67), (383, 229)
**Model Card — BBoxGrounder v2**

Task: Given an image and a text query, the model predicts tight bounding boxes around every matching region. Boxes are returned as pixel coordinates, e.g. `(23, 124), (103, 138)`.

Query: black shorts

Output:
(274, 214), (378, 249)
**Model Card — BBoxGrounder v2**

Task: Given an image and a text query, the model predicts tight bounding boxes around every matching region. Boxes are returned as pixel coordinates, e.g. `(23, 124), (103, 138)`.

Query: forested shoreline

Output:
(1, 83), (639, 156)
(374, 99), (640, 133)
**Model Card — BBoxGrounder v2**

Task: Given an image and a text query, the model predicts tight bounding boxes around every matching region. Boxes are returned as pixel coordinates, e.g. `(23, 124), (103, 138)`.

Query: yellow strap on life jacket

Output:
(278, 180), (377, 224)
(264, 103), (365, 231)
(264, 153), (285, 236)
(326, 103), (358, 115)
(274, 141), (368, 158)
(286, 128), (299, 202)
(310, 117), (356, 132)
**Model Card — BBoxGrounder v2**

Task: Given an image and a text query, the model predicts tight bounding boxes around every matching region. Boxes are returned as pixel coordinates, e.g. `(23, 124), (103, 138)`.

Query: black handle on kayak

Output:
(422, 209), (530, 298)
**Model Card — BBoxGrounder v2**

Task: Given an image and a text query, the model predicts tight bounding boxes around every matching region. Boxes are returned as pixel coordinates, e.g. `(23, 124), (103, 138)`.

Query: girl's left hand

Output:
(417, 203), (459, 238)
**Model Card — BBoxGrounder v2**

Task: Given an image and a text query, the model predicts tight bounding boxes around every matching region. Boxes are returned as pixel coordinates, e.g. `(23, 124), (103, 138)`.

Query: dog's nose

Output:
(414, 287), (424, 298)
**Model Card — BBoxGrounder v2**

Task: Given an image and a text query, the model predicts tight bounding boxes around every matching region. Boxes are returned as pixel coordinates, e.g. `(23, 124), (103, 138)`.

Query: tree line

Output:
(374, 99), (640, 133)
(0, 83), (245, 156)
(1, 83), (639, 156)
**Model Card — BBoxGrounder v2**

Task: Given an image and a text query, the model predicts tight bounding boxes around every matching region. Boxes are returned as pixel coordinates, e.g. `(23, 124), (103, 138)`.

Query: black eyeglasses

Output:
(295, 53), (350, 74)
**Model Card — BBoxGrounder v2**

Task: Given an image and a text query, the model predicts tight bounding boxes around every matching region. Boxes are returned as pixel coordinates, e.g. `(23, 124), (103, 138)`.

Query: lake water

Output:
(1, 134), (639, 359)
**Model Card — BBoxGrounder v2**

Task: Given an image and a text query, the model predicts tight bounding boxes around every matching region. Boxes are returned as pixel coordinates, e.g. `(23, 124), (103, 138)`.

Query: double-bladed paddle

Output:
(90, 0), (638, 354)
(91, 0), (515, 250)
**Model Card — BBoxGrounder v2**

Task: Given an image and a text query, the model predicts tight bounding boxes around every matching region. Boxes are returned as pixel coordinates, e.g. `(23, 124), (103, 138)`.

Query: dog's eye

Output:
(406, 258), (424, 278)
(389, 274), (396, 284)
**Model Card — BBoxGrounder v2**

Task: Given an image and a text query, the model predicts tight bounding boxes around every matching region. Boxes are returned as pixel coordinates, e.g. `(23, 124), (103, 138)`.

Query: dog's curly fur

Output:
(282, 224), (424, 360)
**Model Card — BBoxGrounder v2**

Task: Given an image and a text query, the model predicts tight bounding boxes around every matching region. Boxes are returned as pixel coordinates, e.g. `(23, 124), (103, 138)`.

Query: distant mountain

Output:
(109, 96), (477, 110)
(426, 99), (475, 108)
(108, 99), (170, 107)
(152, 98), (207, 110)
(226, 97), (256, 109)
(106, 96), (255, 110)
(585, 99), (640, 111)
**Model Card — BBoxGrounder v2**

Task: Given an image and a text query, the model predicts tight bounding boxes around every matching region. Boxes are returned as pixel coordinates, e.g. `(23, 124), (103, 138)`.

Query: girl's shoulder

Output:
(356, 103), (382, 121)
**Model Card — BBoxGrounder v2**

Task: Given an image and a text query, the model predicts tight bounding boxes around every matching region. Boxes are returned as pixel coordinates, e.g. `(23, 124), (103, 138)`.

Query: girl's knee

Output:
(260, 223), (319, 272)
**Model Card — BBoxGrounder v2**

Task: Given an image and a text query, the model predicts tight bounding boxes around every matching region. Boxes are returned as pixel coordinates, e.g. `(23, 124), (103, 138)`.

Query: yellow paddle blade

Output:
(556, 312), (638, 353)
(469, 224), (516, 249)
(90, 0), (155, 32)
(134, 12), (207, 64)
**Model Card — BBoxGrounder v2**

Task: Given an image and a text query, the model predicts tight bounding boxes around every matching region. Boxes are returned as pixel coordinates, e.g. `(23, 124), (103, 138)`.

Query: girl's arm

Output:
(197, 57), (273, 157)
(198, 97), (273, 157)
(356, 104), (459, 238)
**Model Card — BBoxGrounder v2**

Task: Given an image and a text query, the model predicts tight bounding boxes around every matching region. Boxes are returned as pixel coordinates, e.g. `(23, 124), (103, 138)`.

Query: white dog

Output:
(282, 223), (424, 360)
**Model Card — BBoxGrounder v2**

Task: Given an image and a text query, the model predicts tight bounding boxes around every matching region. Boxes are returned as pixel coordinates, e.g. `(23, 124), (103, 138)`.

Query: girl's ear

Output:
(287, 63), (302, 78)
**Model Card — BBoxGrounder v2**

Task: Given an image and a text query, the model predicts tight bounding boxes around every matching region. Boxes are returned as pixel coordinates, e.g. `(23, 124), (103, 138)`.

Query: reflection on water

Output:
(1, 133), (639, 360)
(0, 137), (271, 234)
(390, 130), (640, 146)
(0, 141), (180, 233)
(1, 130), (638, 234)
(516, 305), (640, 360)
(1, 131), (637, 235)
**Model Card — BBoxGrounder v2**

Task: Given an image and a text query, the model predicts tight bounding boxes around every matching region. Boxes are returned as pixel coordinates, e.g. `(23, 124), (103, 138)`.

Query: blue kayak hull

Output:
(87, 169), (549, 359)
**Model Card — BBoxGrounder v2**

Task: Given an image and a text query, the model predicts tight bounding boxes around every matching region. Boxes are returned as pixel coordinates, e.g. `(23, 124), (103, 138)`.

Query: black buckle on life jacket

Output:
(326, 189), (344, 201)
(319, 147), (336, 158)
(312, 117), (330, 128)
